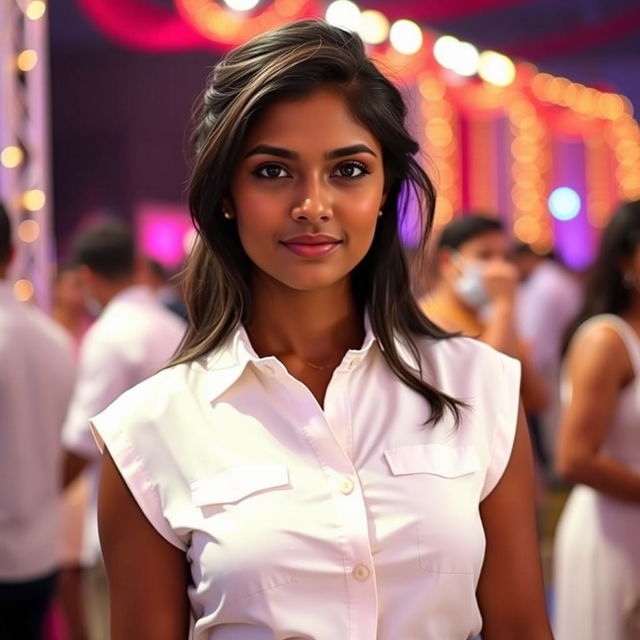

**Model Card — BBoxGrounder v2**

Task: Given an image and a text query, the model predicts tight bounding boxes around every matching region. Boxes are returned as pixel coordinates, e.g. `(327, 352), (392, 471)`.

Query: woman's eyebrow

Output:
(243, 143), (378, 160)
(244, 145), (298, 159)
(325, 144), (377, 159)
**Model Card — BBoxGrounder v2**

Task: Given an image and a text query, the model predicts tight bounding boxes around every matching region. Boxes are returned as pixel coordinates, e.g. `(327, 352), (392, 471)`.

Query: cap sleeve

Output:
(90, 386), (188, 551)
(480, 352), (521, 501)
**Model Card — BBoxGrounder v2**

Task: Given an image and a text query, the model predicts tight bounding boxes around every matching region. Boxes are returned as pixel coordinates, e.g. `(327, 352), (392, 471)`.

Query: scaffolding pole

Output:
(0, 0), (53, 309)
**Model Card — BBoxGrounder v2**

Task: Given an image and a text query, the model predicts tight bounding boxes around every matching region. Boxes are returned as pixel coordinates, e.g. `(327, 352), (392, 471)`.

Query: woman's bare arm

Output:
(98, 451), (191, 640)
(556, 325), (640, 502)
(477, 406), (553, 640)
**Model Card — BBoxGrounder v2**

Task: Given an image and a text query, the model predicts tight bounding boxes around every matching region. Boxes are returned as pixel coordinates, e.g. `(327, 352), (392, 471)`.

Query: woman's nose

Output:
(290, 179), (332, 223)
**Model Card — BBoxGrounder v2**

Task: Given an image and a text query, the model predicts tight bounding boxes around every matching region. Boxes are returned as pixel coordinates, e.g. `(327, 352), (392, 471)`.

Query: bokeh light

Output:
(359, 10), (389, 44)
(22, 189), (46, 212)
(325, 0), (361, 32)
(18, 220), (40, 243)
(25, 1), (46, 20)
(389, 19), (423, 55)
(17, 50), (38, 72)
(223, 0), (260, 9)
(14, 279), (35, 302)
(478, 50), (515, 87)
(548, 187), (581, 221)
(1, 146), (24, 169)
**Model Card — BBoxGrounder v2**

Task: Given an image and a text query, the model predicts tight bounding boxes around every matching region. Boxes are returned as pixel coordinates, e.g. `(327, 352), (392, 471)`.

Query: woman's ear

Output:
(221, 196), (236, 220)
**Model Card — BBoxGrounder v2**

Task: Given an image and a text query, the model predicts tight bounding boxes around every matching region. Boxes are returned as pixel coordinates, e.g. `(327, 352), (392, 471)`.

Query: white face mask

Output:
(84, 294), (103, 318)
(451, 252), (490, 310)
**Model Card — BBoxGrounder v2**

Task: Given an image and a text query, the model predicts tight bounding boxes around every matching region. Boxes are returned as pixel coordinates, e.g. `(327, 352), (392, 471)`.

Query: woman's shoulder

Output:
(403, 333), (521, 398)
(413, 333), (514, 368)
(568, 314), (635, 373)
(96, 359), (207, 425)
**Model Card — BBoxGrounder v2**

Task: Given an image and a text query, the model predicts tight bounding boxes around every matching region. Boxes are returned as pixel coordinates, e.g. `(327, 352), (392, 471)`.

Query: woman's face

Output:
(227, 89), (386, 293)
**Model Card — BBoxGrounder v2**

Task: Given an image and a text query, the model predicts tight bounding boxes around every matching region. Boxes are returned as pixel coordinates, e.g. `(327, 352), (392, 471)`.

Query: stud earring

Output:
(378, 210), (383, 218)
(223, 209), (233, 220)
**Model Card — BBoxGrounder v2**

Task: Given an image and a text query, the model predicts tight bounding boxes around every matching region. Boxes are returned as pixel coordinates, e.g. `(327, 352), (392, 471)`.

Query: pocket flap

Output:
(384, 444), (480, 478)
(190, 464), (290, 506)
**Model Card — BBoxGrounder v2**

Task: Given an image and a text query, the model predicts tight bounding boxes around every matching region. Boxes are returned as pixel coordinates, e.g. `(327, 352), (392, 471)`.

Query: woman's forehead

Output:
(240, 90), (381, 156)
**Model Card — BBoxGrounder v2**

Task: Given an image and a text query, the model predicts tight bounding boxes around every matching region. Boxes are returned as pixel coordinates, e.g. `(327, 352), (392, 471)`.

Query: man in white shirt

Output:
(0, 204), (76, 639)
(61, 221), (186, 636)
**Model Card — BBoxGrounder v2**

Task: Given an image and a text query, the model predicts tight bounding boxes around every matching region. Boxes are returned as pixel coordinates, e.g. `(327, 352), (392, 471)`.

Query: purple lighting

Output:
(137, 202), (193, 268)
(550, 140), (593, 270)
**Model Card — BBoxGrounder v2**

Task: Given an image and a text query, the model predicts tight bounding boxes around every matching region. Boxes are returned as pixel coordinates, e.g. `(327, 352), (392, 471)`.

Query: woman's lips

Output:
(281, 241), (341, 258)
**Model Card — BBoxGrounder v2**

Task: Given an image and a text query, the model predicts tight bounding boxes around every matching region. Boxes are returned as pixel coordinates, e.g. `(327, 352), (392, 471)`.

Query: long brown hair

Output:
(563, 200), (640, 355)
(172, 19), (464, 425)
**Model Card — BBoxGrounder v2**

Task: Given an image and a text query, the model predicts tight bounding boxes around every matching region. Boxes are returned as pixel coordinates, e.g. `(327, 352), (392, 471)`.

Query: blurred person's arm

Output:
(479, 261), (521, 357)
(518, 346), (549, 415)
(479, 262), (549, 414)
(556, 325), (640, 501)
(477, 405), (553, 639)
(99, 450), (190, 639)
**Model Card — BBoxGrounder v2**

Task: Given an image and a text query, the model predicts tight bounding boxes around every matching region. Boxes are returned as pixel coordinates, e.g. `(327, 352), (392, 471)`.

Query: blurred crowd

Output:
(2, 199), (640, 638)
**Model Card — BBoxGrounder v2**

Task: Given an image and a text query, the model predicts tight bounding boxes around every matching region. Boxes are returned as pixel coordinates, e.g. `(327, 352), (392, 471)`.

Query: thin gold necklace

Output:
(249, 335), (342, 372)
(301, 356), (341, 371)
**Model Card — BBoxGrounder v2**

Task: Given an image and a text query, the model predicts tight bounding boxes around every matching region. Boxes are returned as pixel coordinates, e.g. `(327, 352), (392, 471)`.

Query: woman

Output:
(554, 200), (640, 640)
(93, 20), (551, 639)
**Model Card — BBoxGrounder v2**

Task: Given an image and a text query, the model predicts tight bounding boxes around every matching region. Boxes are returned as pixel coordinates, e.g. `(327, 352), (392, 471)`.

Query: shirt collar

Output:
(203, 312), (378, 402)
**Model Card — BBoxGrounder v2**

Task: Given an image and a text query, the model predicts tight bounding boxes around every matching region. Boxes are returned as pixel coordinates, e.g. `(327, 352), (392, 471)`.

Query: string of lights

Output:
(1, 0), (51, 305)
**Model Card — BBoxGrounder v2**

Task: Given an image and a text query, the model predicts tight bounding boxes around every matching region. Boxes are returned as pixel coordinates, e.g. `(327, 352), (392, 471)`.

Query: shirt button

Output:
(339, 477), (354, 495)
(352, 564), (370, 581)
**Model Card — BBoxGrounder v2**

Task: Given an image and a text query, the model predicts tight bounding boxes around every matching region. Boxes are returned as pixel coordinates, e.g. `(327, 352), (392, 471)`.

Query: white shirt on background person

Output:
(516, 259), (582, 373)
(92, 320), (520, 640)
(0, 281), (75, 580)
(62, 284), (186, 565)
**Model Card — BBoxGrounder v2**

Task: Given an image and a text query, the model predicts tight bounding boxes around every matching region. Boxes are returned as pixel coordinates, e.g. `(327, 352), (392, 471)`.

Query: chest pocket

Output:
(189, 464), (298, 603)
(384, 444), (484, 574)
(190, 463), (290, 508)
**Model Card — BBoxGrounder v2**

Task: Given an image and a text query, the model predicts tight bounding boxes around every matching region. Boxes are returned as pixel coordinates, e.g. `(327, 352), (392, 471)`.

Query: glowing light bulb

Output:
(359, 9), (389, 44)
(433, 35), (459, 69)
(478, 50), (515, 87)
(22, 189), (46, 212)
(25, 1), (46, 20)
(223, 0), (259, 10)
(548, 187), (581, 221)
(17, 50), (38, 72)
(1, 146), (24, 169)
(450, 41), (479, 76)
(433, 35), (478, 76)
(18, 220), (40, 243)
(325, 0), (361, 32)
(14, 279), (35, 302)
(389, 19), (423, 55)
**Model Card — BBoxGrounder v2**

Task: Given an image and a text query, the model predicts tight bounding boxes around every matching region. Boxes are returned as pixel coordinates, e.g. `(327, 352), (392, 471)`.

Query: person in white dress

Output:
(554, 199), (640, 640)
(93, 20), (552, 640)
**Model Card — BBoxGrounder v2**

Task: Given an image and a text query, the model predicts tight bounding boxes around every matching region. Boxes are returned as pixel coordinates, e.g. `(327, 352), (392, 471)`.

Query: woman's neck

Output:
(246, 272), (364, 366)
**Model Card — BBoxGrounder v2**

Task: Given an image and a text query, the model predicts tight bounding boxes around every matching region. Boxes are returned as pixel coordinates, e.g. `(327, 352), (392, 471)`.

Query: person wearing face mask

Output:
(420, 214), (548, 415)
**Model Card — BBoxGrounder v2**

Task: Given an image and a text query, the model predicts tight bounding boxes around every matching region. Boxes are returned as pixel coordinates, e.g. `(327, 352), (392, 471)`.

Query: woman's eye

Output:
(332, 161), (369, 179)
(255, 164), (289, 179)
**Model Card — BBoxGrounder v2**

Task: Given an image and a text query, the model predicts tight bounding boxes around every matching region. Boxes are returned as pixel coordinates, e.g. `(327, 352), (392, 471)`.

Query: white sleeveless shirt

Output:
(91, 324), (520, 640)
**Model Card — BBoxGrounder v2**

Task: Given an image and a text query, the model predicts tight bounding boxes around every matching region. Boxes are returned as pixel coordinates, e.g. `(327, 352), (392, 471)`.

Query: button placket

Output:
(295, 362), (378, 640)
